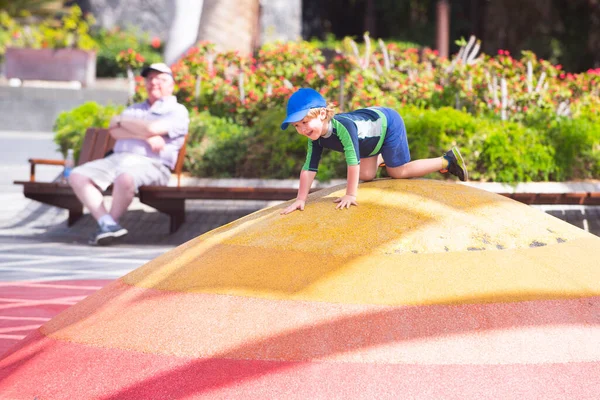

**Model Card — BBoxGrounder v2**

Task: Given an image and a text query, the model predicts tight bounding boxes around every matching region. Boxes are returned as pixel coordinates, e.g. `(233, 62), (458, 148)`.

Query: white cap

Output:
(141, 63), (173, 77)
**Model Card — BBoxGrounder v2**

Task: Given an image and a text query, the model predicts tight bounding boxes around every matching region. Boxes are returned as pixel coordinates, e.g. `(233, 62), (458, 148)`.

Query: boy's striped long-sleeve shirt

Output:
(302, 107), (388, 172)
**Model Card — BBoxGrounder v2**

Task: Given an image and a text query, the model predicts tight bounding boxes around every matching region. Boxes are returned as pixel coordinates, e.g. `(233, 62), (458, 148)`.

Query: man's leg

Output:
(110, 173), (136, 222)
(68, 172), (109, 221)
(69, 169), (129, 245)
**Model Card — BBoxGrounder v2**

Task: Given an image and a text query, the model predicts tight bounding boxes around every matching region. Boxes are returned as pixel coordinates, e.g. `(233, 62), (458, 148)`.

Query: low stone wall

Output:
(0, 84), (128, 132)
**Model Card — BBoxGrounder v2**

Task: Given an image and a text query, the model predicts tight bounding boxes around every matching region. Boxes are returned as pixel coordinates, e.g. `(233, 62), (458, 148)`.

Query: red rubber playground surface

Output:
(0, 279), (112, 357)
(1, 181), (600, 399)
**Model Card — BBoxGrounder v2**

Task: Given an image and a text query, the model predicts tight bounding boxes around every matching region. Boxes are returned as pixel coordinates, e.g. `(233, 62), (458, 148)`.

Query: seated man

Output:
(69, 63), (189, 245)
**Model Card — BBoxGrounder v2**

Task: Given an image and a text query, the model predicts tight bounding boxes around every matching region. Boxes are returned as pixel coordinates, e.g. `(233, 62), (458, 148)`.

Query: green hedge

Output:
(185, 111), (251, 177)
(402, 106), (555, 182)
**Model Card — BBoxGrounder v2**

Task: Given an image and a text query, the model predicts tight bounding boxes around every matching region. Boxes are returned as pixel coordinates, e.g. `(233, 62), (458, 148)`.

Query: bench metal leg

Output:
(138, 197), (186, 234)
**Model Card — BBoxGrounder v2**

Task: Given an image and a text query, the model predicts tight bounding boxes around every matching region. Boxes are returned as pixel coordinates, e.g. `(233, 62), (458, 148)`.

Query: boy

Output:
(279, 88), (467, 215)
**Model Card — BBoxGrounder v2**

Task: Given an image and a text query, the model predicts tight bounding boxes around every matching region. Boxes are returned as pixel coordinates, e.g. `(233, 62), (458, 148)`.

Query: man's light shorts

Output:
(70, 152), (171, 192)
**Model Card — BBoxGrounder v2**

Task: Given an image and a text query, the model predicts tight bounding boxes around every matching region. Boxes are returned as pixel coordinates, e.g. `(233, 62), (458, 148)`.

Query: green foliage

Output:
(241, 108), (307, 179)
(402, 106), (479, 159)
(402, 106), (556, 182)
(92, 27), (163, 77)
(476, 122), (555, 182)
(3, 5), (97, 50)
(185, 111), (251, 177)
(53, 102), (123, 161)
(184, 107), (346, 180)
(546, 117), (600, 180)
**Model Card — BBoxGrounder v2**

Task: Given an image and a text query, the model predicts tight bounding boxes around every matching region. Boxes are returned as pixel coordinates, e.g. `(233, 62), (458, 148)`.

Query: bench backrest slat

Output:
(173, 134), (188, 187)
(78, 128), (115, 165)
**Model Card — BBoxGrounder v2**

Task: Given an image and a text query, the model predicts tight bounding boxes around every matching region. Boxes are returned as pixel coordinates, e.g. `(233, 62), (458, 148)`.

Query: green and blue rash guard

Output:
(302, 108), (388, 172)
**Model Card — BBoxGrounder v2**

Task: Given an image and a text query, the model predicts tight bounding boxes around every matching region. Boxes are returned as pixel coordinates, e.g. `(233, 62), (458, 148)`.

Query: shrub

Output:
(185, 110), (251, 177)
(402, 106), (555, 182)
(476, 121), (555, 182)
(53, 102), (123, 161)
(546, 117), (600, 180)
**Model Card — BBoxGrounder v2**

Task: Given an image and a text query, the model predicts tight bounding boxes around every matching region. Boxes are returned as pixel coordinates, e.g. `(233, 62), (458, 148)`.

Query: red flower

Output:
(151, 37), (161, 49)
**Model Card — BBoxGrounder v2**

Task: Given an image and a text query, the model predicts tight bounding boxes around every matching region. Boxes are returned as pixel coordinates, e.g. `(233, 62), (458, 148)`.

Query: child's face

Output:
(292, 109), (327, 140)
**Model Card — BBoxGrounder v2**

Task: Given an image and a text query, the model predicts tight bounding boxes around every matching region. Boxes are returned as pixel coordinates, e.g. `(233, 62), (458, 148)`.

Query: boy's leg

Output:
(385, 158), (444, 179)
(386, 146), (468, 181)
(377, 108), (468, 181)
(359, 155), (380, 181)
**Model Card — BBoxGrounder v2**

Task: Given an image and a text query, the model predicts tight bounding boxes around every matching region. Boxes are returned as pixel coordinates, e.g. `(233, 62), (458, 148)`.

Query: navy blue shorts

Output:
(374, 107), (411, 168)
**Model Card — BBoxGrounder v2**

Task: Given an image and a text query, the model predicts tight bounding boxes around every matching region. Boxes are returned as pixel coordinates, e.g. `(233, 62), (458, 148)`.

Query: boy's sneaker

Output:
(89, 223), (128, 246)
(441, 146), (468, 182)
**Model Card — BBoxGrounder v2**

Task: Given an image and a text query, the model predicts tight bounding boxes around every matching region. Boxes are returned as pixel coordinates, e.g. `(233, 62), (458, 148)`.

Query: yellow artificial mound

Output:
(123, 179), (600, 305)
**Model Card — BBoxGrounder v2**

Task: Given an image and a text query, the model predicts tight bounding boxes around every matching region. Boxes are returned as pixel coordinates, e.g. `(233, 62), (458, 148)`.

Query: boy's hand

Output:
(281, 199), (306, 215)
(334, 195), (357, 210)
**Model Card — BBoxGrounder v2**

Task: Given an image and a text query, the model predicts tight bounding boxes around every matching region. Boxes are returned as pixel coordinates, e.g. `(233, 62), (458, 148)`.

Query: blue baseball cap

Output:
(280, 88), (327, 130)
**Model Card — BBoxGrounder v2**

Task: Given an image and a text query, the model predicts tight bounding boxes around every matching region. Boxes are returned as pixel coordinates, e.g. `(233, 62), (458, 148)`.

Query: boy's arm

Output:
(280, 170), (316, 215)
(334, 164), (359, 209)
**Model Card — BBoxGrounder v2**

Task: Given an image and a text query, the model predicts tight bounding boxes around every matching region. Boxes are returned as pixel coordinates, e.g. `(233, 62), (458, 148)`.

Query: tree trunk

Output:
(164, 0), (204, 65)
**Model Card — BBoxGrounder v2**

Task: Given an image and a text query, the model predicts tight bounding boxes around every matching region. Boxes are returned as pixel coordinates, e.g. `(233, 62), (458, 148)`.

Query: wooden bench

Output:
(14, 128), (600, 234)
(14, 128), (301, 233)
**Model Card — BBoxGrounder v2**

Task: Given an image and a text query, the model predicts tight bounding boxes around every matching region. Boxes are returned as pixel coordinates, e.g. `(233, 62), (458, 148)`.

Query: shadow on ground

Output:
(0, 200), (274, 246)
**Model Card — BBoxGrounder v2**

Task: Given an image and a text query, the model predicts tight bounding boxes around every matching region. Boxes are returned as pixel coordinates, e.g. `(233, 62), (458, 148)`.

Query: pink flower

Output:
(151, 37), (161, 49)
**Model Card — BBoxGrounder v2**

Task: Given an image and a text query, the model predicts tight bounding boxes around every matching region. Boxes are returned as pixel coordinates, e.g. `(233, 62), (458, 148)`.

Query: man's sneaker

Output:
(89, 223), (128, 246)
(441, 146), (468, 182)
